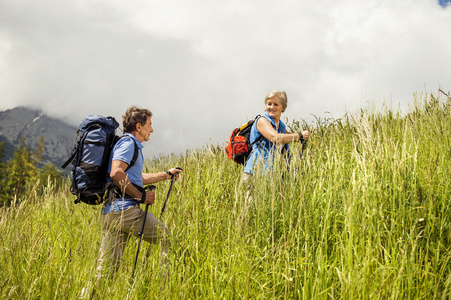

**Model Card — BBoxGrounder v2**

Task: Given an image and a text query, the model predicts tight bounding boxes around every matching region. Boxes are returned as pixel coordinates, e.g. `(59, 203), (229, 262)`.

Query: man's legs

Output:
(135, 207), (171, 289)
(92, 206), (170, 292)
(82, 211), (130, 299)
(95, 211), (130, 279)
(128, 206), (170, 265)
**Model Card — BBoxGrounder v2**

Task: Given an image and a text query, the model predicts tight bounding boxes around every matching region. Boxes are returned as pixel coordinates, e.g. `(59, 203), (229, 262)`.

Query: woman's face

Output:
(265, 97), (283, 121)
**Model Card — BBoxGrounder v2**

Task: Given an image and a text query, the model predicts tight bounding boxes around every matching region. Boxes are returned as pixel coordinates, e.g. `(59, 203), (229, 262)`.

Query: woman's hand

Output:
(299, 130), (309, 141)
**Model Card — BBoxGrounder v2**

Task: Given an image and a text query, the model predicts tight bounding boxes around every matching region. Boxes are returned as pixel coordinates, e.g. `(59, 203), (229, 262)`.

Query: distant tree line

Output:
(0, 137), (63, 206)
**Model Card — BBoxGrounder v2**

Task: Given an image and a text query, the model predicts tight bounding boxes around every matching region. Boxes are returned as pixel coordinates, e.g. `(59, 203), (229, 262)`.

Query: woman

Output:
(244, 89), (309, 176)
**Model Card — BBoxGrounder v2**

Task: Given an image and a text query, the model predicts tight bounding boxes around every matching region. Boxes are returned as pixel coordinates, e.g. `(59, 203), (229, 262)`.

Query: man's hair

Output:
(264, 89), (288, 112)
(122, 106), (153, 133)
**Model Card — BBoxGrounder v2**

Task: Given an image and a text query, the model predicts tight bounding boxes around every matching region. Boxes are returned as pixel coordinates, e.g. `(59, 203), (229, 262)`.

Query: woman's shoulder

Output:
(278, 119), (287, 132)
(258, 114), (273, 125)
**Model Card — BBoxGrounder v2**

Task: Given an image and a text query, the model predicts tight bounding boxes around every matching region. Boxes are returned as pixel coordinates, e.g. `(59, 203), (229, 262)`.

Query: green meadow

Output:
(1, 91), (450, 299)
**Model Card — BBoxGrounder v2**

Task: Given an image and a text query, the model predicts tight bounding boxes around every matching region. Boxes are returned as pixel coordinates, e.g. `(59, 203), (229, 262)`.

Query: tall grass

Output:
(1, 91), (450, 299)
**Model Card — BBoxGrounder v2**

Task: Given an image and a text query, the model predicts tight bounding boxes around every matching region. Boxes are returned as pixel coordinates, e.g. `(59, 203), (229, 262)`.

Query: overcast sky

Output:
(1, 0), (451, 158)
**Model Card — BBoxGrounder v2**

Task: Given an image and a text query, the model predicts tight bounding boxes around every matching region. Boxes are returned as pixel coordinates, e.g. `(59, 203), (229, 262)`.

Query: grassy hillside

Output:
(1, 91), (451, 299)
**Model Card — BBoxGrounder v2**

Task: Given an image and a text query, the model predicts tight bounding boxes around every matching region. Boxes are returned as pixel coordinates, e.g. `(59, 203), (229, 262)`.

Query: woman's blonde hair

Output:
(264, 89), (287, 112)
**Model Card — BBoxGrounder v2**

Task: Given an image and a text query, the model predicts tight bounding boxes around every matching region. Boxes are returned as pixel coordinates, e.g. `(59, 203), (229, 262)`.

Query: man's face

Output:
(137, 116), (153, 142)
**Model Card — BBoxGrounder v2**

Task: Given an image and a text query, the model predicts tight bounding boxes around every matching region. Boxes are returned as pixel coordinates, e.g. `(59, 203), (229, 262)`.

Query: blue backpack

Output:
(62, 115), (138, 205)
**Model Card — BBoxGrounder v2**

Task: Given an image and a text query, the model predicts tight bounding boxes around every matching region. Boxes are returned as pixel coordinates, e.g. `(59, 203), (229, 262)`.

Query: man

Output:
(96, 106), (182, 278)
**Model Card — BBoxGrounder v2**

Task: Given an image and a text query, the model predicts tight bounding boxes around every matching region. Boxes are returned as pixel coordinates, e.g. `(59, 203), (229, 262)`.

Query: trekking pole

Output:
(160, 167), (183, 219)
(300, 136), (307, 159)
(131, 184), (156, 279)
(144, 167), (183, 261)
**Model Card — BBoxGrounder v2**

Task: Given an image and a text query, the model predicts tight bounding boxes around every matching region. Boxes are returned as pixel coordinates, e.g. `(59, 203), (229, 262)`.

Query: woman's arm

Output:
(256, 118), (309, 144)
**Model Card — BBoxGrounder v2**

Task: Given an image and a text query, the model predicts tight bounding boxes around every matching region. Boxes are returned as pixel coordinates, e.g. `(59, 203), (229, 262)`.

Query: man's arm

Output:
(142, 167), (182, 185)
(110, 160), (155, 205)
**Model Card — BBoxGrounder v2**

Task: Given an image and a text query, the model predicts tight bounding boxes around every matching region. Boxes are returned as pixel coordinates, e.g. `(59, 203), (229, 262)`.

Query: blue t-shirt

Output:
(244, 112), (289, 175)
(101, 133), (144, 214)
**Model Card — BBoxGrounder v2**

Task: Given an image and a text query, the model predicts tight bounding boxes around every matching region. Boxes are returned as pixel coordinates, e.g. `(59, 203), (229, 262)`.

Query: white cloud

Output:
(0, 0), (450, 158)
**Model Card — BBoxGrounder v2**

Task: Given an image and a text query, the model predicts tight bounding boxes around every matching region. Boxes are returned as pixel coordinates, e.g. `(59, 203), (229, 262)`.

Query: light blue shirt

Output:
(101, 133), (144, 214)
(244, 112), (289, 175)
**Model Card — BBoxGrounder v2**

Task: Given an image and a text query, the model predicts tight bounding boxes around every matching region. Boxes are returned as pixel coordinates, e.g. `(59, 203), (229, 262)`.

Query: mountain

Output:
(0, 107), (77, 168)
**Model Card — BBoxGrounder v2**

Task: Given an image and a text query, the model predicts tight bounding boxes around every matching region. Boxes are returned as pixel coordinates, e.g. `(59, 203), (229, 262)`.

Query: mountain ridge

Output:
(0, 106), (77, 168)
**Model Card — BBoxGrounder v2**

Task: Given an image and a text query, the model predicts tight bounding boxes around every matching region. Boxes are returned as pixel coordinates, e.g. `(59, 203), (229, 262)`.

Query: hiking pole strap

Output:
(137, 184), (156, 204)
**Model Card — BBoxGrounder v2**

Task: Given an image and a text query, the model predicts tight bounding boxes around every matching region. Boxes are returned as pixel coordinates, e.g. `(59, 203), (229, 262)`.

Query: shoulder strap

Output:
(251, 114), (287, 149)
(249, 115), (265, 146)
(120, 135), (139, 171)
(250, 134), (264, 146)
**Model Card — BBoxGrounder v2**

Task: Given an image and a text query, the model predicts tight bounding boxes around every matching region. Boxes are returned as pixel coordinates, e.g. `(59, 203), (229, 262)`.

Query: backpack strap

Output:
(61, 129), (86, 169)
(249, 115), (264, 146)
(106, 136), (140, 201)
(249, 115), (266, 148)
(253, 115), (289, 154)
(120, 135), (139, 171)
(61, 152), (75, 169)
(61, 124), (103, 169)
(70, 130), (92, 194)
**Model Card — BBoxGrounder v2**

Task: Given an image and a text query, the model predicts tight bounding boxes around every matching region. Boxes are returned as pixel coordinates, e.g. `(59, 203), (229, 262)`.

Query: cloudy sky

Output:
(1, 0), (450, 158)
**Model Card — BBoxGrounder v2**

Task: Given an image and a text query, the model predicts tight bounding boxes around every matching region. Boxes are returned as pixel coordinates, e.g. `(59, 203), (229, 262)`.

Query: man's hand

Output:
(167, 167), (183, 180)
(143, 190), (156, 205)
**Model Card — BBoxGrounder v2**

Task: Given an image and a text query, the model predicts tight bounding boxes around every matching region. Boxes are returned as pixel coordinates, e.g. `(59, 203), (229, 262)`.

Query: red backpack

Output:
(226, 115), (264, 165)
